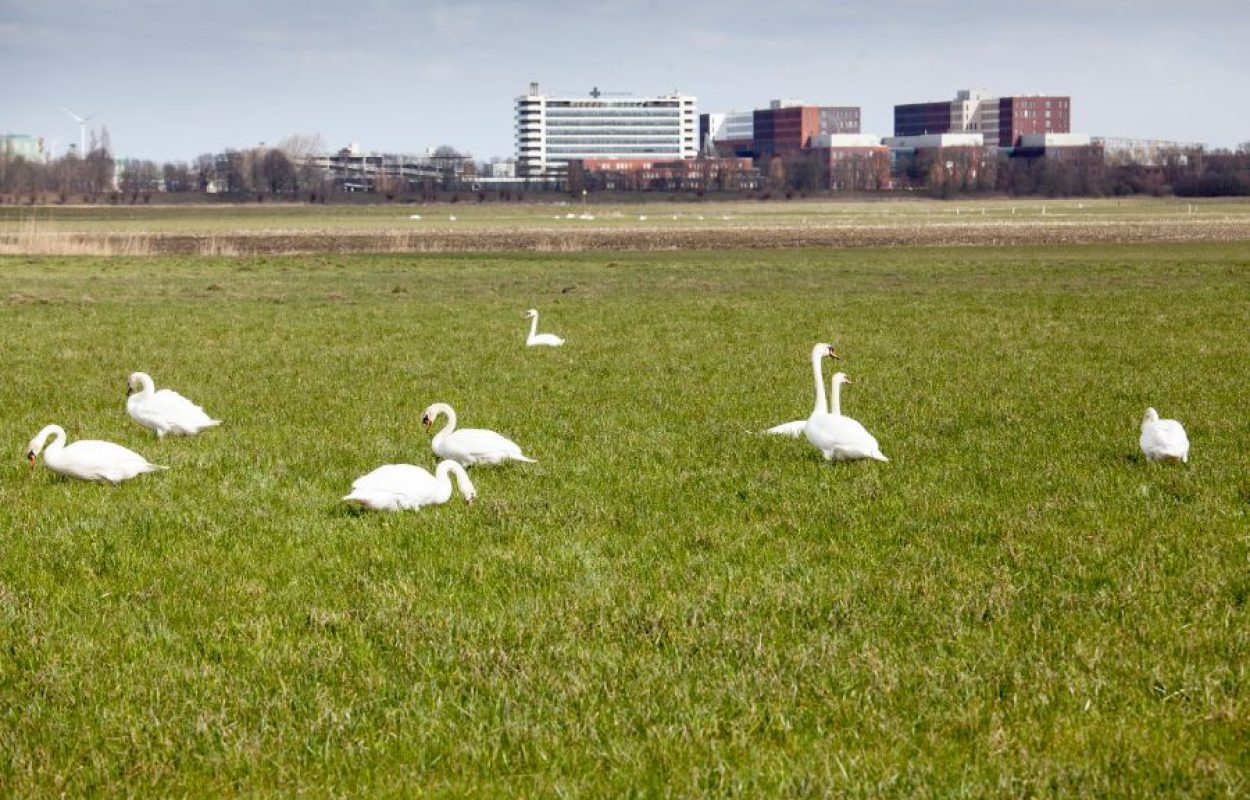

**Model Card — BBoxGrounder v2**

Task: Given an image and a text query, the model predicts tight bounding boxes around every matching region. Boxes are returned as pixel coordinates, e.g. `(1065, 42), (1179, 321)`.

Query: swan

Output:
(26, 424), (167, 484)
(421, 403), (536, 467)
(765, 342), (839, 437)
(343, 460), (477, 511)
(524, 308), (565, 347)
(1140, 407), (1189, 463)
(126, 372), (221, 438)
(805, 373), (889, 462)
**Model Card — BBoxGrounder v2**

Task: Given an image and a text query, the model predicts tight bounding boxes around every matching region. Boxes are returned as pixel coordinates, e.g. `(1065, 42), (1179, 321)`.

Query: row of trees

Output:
(3, 129), (1248, 202)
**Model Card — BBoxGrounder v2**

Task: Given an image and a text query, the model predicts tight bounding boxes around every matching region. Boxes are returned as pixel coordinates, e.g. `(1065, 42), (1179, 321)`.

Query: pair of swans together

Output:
(344, 402), (535, 511)
(766, 343), (889, 463)
(26, 372), (221, 484)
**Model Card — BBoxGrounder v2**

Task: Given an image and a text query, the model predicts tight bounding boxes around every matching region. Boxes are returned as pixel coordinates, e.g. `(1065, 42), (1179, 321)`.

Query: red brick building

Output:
(753, 103), (860, 157)
(997, 96), (1071, 148)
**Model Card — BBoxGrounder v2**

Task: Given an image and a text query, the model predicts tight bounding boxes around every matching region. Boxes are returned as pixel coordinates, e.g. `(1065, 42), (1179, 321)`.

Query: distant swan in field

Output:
(343, 460), (476, 511)
(805, 373), (889, 462)
(1140, 407), (1189, 463)
(524, 308), (565, 347)
(422, 403), (536, 467)
(126, 372), (221, 438)
(765, 342), (838, 437)
(27, 424), (166, 484)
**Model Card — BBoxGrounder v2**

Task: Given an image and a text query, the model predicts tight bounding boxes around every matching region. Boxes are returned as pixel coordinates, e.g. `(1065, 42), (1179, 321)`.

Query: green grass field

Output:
(1, 241), (1248, 795)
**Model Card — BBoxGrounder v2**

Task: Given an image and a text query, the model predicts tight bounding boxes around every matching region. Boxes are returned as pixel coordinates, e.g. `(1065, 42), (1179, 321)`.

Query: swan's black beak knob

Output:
(421, 416), (432, 430)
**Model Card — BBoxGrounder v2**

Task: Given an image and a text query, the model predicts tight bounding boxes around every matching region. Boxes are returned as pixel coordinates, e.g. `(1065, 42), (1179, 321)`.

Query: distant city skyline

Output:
(3, 0), (1247, 162)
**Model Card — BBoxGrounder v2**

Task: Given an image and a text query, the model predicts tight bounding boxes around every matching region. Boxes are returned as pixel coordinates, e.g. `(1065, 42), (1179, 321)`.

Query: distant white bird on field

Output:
(765, 342), (839, 437)
(409, 214), (422, 220)
(343, 460), (476, 511)
(1140, 407), (1189, 463)
(449, 215), (457, 221)
(805, 372), (889, 463)
(639, 215), (647, 221)
(421, 403), (536, 467)
(524, 308), (565, 347)
(26, 424), (166, 484)
(126, 372), (221, 438)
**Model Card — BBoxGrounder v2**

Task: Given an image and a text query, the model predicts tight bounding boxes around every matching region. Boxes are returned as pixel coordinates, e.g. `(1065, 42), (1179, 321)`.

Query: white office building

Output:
(516, 82), (698, 176)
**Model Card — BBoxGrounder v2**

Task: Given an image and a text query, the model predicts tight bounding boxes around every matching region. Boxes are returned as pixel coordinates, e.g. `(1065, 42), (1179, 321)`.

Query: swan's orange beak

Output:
(843, 377), (854, 385)
(466, 496), (476, 506)
(421, 416), (432, 431)
(26, 451), (35, 466)
(828, 348), (841, 360)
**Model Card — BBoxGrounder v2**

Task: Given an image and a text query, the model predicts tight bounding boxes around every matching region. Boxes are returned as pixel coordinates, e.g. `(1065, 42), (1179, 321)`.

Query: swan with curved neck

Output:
(805, 372), (889, 462)
(126, 371), (221, 438)
(1140, 407), (1189, 463)
(767, 343), (839, 437)
(27, 424), (167, 484)
(421, 403), (536, 467)
(344, 459), (477, 511)
(524, 309), (565, 347)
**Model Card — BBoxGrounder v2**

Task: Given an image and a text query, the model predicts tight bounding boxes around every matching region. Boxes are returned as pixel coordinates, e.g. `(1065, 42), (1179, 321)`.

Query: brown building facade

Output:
(997, 96), (1071, 148)
(753, 105), (860, 157)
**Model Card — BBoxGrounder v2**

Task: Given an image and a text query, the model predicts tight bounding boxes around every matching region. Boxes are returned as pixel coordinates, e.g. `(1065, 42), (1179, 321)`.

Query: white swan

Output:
(765, 342), (839, 437)
(26, 424), (167, 484)
(805, 373), (889, 462)
(1140, 407), (1189, 463)
(421, 403), (536, 467)
(126, 372), (221, 438)
(343, 460), (477, 511)
(524, 308), (565, 347)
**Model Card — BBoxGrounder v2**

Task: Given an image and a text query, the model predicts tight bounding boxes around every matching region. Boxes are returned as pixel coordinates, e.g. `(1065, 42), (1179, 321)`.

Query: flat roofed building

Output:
(894, 90), (1070, 147)
(753, 102), (860, 157)
(516, 82), (697, 177)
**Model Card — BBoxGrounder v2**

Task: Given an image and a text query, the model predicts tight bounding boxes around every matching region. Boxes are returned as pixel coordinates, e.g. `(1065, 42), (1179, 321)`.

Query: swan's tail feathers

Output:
(871, 450), (890, 462)
(204, 419), (223, 428)
(514, 454), (538, 463)
(148, 463), (170, 471)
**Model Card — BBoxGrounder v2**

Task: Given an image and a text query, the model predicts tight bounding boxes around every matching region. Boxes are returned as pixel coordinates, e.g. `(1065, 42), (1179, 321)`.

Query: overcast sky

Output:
(3, 0), (1247, 162)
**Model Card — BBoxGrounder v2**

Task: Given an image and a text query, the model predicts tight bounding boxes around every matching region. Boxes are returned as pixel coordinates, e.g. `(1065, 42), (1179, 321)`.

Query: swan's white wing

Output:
(129, 388), (220, 434)
(528, 334), (564, 347)
(1140, 420), (1189, 461)
(806, 414), (888, 462)
(443, 428), (535, 465)
(346, 464), (438, 510)
(765, 420), (807, 437)
(56, 440), (165, 482)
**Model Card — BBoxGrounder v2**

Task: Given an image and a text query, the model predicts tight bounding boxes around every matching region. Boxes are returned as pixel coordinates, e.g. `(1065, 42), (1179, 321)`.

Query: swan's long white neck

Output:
(435, 460), (475, 501)
(29, 424), (67, 460)
(428, 403), (457, 444)
(527, 312), (539, 342)
(830, 376), (842, 416)
(810, 345), (829, 416)
(130, 373), (156, 401)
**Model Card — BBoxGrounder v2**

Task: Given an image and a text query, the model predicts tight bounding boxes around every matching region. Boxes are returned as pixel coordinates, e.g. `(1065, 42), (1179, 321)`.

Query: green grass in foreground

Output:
(0, 243), (1248, 796)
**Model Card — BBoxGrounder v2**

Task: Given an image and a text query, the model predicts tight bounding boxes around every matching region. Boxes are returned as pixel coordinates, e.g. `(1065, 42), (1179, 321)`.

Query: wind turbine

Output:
(59, 107), (97, 156)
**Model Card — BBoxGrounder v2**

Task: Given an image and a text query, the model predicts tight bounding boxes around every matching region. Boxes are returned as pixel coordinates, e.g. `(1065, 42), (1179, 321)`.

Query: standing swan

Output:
(126, 372), (221, 438)
(766, 342), (839, 436)
(1140, 407), (1189, 463)
(524, 308), (565, 347)
(421, 403), (536, 467)
(26, 424), (167, 484)
(344, 460), (477, 511)
(805, 373), (889, 463)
